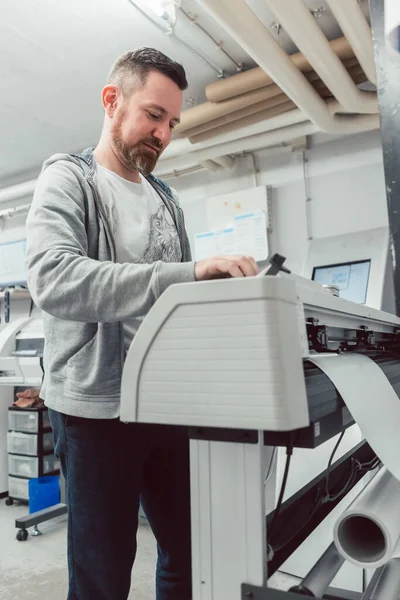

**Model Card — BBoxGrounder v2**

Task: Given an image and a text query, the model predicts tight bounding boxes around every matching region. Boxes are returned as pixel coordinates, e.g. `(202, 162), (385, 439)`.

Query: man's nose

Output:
(153, 124), (171, 149)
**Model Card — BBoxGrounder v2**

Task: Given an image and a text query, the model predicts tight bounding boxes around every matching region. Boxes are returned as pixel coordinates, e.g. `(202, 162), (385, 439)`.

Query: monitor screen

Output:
(312, 259), (371, 304)
(0, 240), (27, 288)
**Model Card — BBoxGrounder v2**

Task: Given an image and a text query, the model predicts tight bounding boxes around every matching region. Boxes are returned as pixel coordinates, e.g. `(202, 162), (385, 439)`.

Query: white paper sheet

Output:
(194, 230), (223, 261)
(194, 211), (268, 261)
(308, 353), (400, 482)
(233, 211), (268, 262)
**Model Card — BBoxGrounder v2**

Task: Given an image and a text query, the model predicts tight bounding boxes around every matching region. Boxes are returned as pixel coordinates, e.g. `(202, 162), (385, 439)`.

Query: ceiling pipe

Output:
(196, 0), (376, 134)
(165, 108), (310, 160)
(199, 159), (222, 172)
(179, 60), (363, 140)
(179, 93), (290, 138)
(205, 36), (354, 103)
(164, 93), (373, 162)
(213, 156), (236, 169)
(0, 179), (37, 205)
(189, 101), (296, 143)
(158, 114), (379, 173)
(325, 0), (377, 85)
(263, 0), (377, 114)
(188, 67), (367, 144)
(176, 83), (286, 134)
(177, 55), (360, 136)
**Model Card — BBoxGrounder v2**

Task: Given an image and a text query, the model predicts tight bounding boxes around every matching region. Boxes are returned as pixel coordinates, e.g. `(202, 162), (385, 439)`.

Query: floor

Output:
(0, 498), (299, 600)
(0, 500), (157, 600)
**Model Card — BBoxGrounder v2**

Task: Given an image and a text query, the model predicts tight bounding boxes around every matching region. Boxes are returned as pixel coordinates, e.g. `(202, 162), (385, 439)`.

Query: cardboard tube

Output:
(187, 65), (365, 144)
(189, 101), (296, 143)
(180, 94), (289, 138)
(175, 85), (285, 134)
(176, 57), (360, 135)
(206, 36), (354, 102)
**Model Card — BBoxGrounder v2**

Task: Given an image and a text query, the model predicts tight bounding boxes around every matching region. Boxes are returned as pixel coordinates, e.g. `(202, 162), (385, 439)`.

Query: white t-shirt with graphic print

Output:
(97, 165), (181, 350)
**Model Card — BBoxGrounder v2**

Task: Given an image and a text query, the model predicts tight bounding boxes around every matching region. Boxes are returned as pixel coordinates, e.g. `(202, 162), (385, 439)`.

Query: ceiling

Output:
(0, 0), (370, 187)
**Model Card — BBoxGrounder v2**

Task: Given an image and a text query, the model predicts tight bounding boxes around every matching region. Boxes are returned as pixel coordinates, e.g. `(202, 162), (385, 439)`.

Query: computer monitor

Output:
(312, 259), (371, 304)
(0, 240), (27, 288)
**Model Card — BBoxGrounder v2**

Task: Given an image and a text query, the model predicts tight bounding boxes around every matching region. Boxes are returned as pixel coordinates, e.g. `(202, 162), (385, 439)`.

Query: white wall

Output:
(176, 130), (387, 278)
(0, 214), (26, 245)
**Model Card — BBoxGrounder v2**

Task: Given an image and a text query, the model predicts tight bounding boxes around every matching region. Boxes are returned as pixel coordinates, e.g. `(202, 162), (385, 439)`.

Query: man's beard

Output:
(112, 110), (161, 176)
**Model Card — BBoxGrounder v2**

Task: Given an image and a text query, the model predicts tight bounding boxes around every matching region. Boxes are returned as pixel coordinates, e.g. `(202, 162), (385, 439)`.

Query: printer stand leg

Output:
(190, 435), (267, 600)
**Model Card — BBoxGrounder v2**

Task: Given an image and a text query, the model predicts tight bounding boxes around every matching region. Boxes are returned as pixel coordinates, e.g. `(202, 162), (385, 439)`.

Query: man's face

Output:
(110, 71), (182, 175)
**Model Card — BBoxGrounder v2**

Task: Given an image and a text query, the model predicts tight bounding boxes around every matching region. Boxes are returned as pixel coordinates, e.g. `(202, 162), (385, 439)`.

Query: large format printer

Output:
(120, 260), (400, 600)
(0, 289), (43, 388)
(0, 288), (44, 495)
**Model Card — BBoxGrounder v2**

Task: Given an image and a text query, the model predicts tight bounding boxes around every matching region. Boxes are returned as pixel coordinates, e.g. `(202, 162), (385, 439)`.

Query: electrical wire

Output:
(179, 6), (243, 71)
(272, 492), (324, 554)
(268, 437), (294, 541)
(264, 447), (278, 486)
(126, 0), (223, 75)
(268, 431), (381, 558)
(324, 430), (346, 499)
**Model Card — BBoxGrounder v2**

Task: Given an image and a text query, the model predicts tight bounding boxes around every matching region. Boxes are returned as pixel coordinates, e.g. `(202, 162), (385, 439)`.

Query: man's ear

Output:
(101, 85), (121, 118)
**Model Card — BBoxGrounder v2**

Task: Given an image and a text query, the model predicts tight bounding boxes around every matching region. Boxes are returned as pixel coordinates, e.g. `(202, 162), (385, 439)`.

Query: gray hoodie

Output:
(26, 148), (195, 419)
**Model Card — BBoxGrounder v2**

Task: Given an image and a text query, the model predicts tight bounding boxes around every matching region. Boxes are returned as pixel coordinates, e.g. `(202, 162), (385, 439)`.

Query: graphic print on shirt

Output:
(103, 198), (181, 264)
(140, 203), (181, 263)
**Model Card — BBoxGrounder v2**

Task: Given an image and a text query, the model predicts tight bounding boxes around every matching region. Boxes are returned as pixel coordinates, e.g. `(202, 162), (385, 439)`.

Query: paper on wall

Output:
(308, 353), (400, 482)
(194, 230), (223, 261)
(194, 211), (268, 261)
(233, 211), (268, 261)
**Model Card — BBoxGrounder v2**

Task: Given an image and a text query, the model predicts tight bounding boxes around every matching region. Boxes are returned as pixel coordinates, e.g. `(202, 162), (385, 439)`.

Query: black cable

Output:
(268, 436), (294, 542)
(272, 491), (324, 553)
(324, 430), (346, 498)
(269, 450), (381, 558)
(327, 468), (358, 503)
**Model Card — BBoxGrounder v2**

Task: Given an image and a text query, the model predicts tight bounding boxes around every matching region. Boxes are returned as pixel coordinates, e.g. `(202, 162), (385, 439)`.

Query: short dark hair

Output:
(107, 47), (188, 96)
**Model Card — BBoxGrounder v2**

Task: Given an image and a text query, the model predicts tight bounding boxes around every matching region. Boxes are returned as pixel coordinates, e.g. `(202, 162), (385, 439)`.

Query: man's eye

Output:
(170, 123), (176, 130)
(149, 112), (161, 120)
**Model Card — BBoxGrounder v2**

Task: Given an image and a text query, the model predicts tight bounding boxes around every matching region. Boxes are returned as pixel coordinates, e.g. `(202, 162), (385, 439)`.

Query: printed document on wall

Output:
(195, 211), (268, 261)
(234, 211), (268, 261)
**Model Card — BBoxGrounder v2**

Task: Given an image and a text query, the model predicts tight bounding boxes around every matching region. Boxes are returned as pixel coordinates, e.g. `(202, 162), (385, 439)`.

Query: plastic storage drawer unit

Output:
(7, 431), (54, 456)
(8, 454), (60, 478)
(8, 411), (39, 433)
(8, 476), (29, 501)
(8, 406), (51, 433)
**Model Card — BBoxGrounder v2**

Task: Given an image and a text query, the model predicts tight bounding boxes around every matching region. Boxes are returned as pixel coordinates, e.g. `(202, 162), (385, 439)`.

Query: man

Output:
(26, 48), (258, 600)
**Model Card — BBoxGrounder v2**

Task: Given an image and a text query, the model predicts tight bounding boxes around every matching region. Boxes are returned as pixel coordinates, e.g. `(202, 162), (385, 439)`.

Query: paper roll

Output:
(333, 467), (400, 568)
(308, 353), (400, 482)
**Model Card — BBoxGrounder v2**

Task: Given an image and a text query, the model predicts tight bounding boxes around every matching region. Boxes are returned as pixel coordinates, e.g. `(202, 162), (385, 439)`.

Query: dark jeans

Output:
(49, 409), (192, 600)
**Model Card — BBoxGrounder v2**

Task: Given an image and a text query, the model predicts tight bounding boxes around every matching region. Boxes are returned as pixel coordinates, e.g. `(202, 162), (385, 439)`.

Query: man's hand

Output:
(194, 255), (259, 280)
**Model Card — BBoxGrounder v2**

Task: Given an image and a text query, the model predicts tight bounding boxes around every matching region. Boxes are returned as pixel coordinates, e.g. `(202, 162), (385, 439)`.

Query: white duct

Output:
(212, 155), (236, 169)
(199, 159), (222, 172)
(164, 108), (309, 160)
(263, 0), (377, 114)
(196, 0), (376, 133)
(334, 468), (400, 569)
(325, 0), (377, 85)
(158, 114), (379, 173)
(0, 179), (37, 205)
